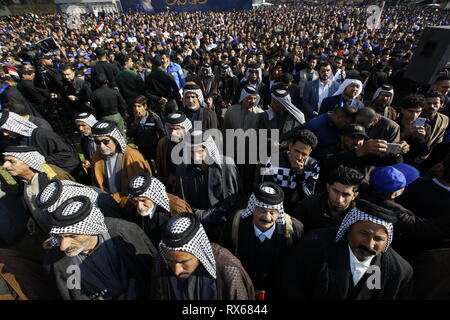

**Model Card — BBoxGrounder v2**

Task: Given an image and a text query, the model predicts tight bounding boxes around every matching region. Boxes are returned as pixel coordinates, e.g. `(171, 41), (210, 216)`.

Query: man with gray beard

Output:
(42, 185), (156, 300)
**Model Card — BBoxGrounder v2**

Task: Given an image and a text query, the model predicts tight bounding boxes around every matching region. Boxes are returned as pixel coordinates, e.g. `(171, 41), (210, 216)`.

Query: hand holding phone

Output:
(386, 143), (402, 154)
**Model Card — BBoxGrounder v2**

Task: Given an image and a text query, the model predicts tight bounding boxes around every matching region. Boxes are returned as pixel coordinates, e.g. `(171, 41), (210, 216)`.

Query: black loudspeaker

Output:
(404, 26), (450, 85)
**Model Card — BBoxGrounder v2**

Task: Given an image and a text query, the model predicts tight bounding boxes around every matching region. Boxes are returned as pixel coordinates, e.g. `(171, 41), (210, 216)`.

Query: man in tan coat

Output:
(90, 120), (152, 207)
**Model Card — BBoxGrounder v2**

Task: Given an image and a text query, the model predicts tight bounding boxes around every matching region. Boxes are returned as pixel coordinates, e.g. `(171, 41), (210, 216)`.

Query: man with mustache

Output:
(281, 199), (413, 299)
(366, 84), (398, 121)
(221, 182), (303, 300)
(42, 186), (156, 300)
(294, 165), (364, 235)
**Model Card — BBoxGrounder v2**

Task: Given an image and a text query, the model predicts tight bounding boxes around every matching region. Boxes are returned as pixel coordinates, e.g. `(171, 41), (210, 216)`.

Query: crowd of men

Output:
(0, 3), (449, 300)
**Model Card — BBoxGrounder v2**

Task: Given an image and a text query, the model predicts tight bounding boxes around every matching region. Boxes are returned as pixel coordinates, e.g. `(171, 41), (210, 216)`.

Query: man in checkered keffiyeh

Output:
(151, 213), (255, 300)
(279, 199), (414, 300)
(127, 173), (173, 247)
(2, 145), (75, 235)
(223, 181), (303, 299)
(43, 190), (157, 300)
(90, 120), (152, 205)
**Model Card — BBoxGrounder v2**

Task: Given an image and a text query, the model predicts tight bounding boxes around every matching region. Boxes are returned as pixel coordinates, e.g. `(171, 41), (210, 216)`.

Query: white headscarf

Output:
(238, 86), (260, 107)
(270, 88), (306, 124)
(371, 86), (394, 104)
(333, 78), (363, 99)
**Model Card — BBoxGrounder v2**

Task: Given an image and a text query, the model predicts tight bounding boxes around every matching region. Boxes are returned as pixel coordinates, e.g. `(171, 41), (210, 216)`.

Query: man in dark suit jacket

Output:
(303, 62), (340, 120)
(319, 78), (365, 115)
(281, 199), (413, 300)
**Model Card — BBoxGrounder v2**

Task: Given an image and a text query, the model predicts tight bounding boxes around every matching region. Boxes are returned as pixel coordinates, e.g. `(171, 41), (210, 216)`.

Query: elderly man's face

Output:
(75, 121), (92, 137)
(130, 196), (155, 217)
(326, 182), (358, 212)
(162, 248), (200, 279)
(347, 220), (388, 261)
(253, 206), (280, 232)
(2, 156), (34, 178)
(343, 83), (361, 98)
(58, 234), (98, 257)
(184, 92), (200, 110)
(94, 136), (117, 156)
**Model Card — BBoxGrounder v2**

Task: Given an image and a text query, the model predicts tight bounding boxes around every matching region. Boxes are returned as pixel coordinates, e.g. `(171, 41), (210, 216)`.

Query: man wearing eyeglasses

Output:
(90, 120), (152, 208)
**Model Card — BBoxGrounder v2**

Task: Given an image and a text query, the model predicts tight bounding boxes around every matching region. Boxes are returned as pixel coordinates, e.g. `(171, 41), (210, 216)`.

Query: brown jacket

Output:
(0, 249), (59, 300)
(91, 146), (152, 207)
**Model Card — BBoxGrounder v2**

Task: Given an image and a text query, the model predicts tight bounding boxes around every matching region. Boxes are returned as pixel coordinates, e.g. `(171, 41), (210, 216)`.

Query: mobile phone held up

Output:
(386, 143), (402, 154)
(413, 117), (427, 127)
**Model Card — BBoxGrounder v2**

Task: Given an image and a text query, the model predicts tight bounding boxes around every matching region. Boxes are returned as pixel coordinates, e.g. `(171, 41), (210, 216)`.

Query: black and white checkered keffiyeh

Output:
(128, 174), (170, 212)
(183, 85), (205, 107)
(50, 196), (108, 246)
(336, 207), (394, 251)
(37, 179), (96, 213)
(159, 215), (216, 279)
(164, 112), (193, 139)
(270, 89), (305, 124)
(241, 185), (286, 225)
(263, 158), (320, 196)
(91, 121), (127, 153)
(3, 149), (45, 172)
(0, 111), (37, 137)
(74, 112), (98, 128)
(183, 130), (222, 165)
